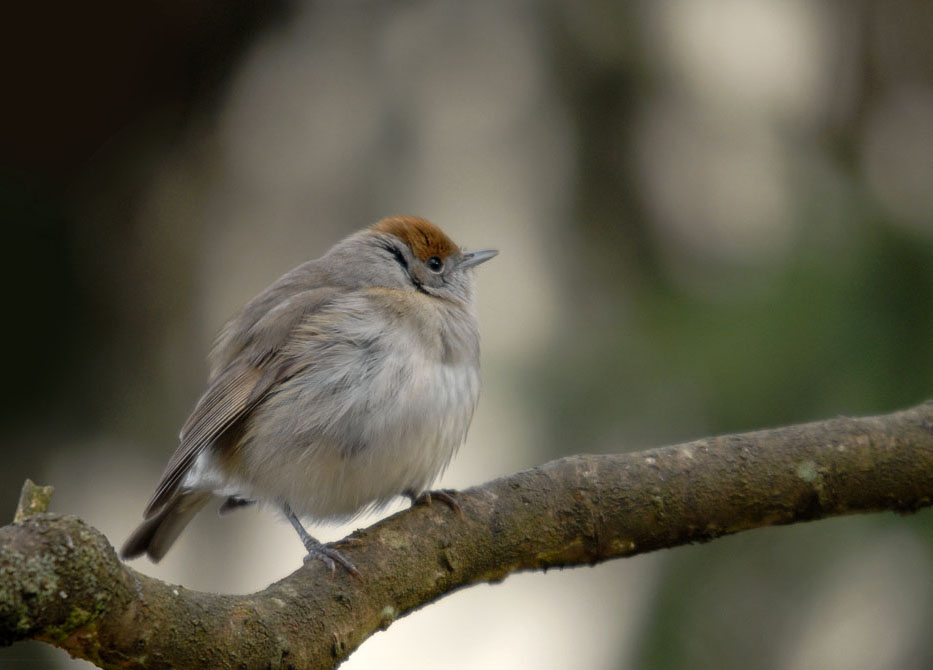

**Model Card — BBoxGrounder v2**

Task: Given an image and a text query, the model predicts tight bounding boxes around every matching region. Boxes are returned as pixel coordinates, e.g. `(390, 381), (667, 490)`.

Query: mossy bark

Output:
(1, 401), (932, 668)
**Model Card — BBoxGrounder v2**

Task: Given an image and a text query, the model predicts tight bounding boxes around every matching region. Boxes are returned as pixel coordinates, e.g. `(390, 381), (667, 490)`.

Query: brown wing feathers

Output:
(142, 287), (338, 519)
(143, 365), (265, 517)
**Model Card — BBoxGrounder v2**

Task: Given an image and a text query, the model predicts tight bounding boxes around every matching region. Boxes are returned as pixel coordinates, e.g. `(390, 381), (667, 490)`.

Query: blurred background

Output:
(3, 0), (933, 667)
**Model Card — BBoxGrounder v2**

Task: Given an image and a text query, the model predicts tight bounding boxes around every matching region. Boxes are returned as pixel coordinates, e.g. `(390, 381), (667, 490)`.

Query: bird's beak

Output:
(459, 249), (498, 269)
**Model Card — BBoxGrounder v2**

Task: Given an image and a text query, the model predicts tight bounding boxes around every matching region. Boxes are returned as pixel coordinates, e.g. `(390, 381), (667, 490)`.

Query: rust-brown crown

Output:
(371, 215), (460, 262)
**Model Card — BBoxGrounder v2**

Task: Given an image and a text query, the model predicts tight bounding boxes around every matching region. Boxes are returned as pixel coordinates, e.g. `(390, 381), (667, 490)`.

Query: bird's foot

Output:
(405, 488), (463, 517)
(302, 540), (364, 581)
(218, 496), (256, 515)
(283, 502), (363, 580)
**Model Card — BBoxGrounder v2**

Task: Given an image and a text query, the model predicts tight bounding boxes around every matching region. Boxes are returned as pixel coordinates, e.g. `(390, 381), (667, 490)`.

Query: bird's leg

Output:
(404, 488), (463, 517)
(282, 503), (362, 579)
(218, 496), (256, 515)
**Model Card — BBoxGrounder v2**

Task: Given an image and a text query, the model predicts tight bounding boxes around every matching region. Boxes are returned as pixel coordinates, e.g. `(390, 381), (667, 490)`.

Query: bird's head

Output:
(330, 215), (497, 305)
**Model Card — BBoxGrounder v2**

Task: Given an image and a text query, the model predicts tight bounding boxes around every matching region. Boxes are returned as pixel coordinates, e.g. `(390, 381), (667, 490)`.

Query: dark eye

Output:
(427, 256), (444, 273)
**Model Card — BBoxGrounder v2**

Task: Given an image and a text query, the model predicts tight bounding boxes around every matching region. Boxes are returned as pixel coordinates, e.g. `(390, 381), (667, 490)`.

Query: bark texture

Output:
(1, 401), (932, 668)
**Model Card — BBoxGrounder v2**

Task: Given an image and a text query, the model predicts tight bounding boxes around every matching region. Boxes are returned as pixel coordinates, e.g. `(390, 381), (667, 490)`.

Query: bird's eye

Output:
(427, 256), (444, 273)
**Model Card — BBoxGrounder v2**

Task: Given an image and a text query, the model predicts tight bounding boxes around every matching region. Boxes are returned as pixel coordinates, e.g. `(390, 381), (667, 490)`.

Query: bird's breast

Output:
(227, 292), (482, 520)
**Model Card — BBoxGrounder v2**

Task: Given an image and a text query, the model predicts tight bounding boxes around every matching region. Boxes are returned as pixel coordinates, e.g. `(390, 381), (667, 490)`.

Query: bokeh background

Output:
(4, 0), (933, 668)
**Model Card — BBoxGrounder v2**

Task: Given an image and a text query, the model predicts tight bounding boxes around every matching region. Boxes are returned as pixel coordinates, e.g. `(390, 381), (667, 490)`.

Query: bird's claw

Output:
(407, 488), (463, 517)
(303, 541), (364, 581)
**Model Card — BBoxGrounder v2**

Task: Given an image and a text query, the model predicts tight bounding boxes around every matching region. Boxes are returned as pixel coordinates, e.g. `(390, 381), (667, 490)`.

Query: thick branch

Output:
(2, 401), (932, 669)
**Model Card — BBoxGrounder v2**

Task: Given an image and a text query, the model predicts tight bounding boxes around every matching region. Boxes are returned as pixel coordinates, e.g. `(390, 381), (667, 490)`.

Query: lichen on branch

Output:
(0, 401), (931, 669)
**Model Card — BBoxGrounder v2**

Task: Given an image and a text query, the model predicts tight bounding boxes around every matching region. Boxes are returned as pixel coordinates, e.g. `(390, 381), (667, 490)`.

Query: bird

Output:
(120, 215), (497, 574)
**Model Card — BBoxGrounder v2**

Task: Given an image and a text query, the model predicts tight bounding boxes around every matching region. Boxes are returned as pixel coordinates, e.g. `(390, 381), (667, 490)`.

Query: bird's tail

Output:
(120, 491), (213, 562)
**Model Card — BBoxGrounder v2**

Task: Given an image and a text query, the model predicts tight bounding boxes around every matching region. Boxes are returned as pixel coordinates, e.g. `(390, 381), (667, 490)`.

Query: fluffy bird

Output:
(121, 216), (497, 573)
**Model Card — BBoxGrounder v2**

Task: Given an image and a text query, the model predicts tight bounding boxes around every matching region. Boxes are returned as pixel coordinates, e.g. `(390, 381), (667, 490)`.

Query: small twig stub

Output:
(14, 479), (54, 522)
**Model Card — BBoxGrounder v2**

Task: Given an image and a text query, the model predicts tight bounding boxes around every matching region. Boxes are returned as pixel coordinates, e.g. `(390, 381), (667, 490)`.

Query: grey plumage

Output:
(121, 217), (495, 565)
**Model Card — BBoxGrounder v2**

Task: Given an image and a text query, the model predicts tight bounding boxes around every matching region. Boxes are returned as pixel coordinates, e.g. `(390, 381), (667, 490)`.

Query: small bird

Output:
(121, 216), (497, 574)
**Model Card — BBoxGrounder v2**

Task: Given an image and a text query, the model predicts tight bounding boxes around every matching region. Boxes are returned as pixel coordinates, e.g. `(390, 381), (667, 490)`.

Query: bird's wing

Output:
(143, 363), (266, 517)
(143, 286), (338, 518)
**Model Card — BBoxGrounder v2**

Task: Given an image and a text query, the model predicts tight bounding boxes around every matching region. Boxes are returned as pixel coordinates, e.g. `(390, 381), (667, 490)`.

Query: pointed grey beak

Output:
(459, 249), (498, 270)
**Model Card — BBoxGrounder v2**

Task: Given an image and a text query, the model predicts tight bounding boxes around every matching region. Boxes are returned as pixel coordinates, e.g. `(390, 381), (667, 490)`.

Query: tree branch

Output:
(2, 401), (932, 669)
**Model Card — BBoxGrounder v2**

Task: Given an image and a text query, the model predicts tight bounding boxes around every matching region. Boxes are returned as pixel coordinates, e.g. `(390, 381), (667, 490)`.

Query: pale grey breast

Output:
(217, 287), (481, 520)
